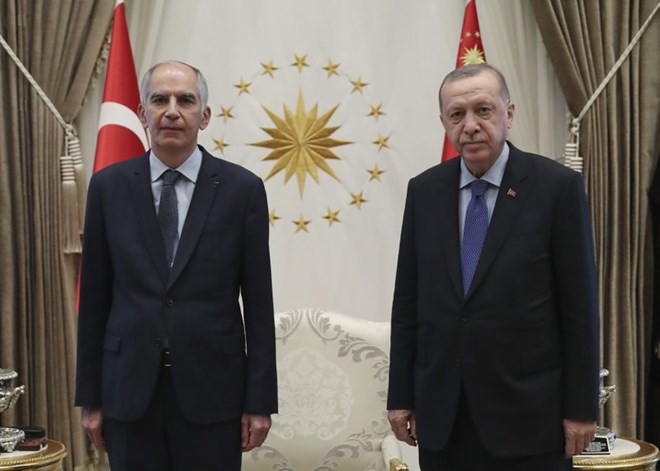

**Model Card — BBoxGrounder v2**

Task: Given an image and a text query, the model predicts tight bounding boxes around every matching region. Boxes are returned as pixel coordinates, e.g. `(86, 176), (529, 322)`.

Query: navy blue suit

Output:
(75, 147), (277, 441)
(387, 143), (599, 457)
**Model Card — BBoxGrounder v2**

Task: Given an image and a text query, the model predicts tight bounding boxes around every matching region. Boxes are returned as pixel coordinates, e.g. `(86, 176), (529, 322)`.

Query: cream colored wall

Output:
(77, 0), (567, 181)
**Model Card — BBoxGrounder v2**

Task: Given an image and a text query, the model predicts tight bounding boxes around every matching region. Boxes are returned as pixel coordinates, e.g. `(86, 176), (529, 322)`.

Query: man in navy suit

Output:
(75, 61), (277, 470)
(387, 64), (599, 470)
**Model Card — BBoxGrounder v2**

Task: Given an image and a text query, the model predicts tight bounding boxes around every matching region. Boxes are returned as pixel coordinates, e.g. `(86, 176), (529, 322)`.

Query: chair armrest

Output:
(389, 457), (409, 471)
(382, 433), (410, 471)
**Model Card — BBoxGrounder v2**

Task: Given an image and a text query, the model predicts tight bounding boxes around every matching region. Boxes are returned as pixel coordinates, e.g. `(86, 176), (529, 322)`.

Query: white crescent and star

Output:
(97, 101), (150, 149)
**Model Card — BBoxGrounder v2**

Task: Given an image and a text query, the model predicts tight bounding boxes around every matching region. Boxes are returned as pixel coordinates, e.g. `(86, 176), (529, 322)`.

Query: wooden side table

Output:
(573, 437), (659, 470)
(0, 440), (67, 470)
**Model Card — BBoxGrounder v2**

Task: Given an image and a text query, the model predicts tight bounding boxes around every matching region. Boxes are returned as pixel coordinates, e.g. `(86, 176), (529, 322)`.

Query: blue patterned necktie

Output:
(158, 169), (181, 268)
(461, 179), (489, 296)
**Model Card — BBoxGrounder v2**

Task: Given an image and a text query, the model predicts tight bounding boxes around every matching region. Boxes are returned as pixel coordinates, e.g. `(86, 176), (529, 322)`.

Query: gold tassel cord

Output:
(60, 133), (82, 254)
(562, 118), (583, 174)
(0, 30), (85, 254)
(68, 132), (87, 244)
(561, 3), (659, 174)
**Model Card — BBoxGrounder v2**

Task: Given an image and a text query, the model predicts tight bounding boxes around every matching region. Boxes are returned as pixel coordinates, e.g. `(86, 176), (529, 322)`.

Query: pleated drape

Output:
(531, 0), (659, 439)
(0, 1), (114, 469)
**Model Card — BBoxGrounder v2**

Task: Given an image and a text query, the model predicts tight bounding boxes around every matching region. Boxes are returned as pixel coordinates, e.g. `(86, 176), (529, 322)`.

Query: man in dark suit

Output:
(75, 61), (277, 470)
(387, 64), (600, 470)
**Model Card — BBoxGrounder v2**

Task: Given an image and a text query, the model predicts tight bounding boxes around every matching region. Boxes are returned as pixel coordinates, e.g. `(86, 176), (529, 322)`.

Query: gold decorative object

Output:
(0, 439), (68, 469)
(574, 437), (659, 470)
(389, 457), (410, 471)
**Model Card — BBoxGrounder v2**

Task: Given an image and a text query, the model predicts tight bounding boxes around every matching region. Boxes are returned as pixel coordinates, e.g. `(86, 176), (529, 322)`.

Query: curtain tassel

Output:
(68, 132), (87, 233)
(60, 132), (82, 254)
(562, 117), (583, 174)
(560, 3), (659, 176)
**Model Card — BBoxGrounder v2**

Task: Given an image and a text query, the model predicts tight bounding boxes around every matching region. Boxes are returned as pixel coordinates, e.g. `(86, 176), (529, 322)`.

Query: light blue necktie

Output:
(158, 169), (181, 268)
(461, 179), (488, 295)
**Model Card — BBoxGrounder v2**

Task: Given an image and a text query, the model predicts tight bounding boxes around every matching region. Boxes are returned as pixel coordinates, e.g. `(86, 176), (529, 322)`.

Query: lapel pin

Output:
(212, 178), (221, 188)
(506, 188), (517, 198)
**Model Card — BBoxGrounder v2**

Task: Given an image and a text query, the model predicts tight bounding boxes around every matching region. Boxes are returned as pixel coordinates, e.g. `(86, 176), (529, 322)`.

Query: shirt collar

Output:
(150, 146), (203, 183)
(459, 142), (510, 190)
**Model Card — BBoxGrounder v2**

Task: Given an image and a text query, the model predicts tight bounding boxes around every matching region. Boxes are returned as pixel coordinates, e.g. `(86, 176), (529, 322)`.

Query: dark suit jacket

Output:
(75, 146), (277, 425)
(387, 143), (599, 456)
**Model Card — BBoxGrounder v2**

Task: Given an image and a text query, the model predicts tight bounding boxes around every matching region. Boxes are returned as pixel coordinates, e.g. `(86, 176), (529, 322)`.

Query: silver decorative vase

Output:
(596, 368), (617, 446)
(0, 368), (25, 453)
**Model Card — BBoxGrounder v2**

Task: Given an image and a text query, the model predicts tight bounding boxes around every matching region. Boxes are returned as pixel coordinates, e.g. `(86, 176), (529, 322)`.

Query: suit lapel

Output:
(128, 154), (170, 285)
(437, 160), (464, 299)
(167, 151), (221, 289)
(466, 145), (530, 298)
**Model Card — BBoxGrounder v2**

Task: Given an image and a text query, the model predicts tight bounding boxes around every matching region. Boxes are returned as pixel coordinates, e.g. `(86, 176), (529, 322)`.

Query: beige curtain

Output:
(0, 1), (114, 470)
(531, 0), (659, 439)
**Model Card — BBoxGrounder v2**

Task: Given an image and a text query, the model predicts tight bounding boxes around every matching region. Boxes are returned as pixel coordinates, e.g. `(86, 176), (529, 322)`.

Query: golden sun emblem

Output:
(460, 45), (485, 66)
(251, 90), (352, 197)
(212, 54), (393, 233)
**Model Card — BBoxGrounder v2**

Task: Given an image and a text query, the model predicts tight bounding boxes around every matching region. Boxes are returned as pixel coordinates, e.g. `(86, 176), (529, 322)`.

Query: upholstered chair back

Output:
(242, 308), (407, 471)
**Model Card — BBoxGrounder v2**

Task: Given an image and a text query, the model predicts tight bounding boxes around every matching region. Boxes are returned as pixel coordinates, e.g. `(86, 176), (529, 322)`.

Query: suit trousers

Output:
(418, 391), (572, 471)
(103, 364), (242, 471)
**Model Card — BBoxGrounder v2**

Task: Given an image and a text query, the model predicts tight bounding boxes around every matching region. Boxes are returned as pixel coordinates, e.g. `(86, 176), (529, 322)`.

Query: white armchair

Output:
(242, 308), (409, 471)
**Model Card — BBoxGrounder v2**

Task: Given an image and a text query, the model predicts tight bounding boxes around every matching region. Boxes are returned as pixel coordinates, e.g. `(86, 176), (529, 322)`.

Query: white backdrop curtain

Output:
(77, 0), (567, 323)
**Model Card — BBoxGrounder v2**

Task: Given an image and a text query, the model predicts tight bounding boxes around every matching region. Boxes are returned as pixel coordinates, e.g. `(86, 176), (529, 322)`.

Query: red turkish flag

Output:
(94, 0), (148, 171)
(78, 0), (148, 312)
(441, 0), (486, 162)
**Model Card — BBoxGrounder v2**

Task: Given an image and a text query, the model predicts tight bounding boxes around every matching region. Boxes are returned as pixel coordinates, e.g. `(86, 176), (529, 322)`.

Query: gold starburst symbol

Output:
(350, 192), (367, 209)
(322, 60), (341, 78)
(350, 76), (369, 94)
(460, 46), (485, 66)
(261, 60), (279, 77)
(213, 137), (229, 154)
(269, 209), (282, 227)
(291, 54), (309, 72)
(210, 53), (394, 234)
(368, 104), (385, 120)
(323, 208), (341, 226)
(373, 134), (391, 151)
(217, 106), (234, 122)
(293, 215), (311, 233)
(367, 164), (385, 182)
(234, 77), (252, 95)
(251, 90), (352, 197)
